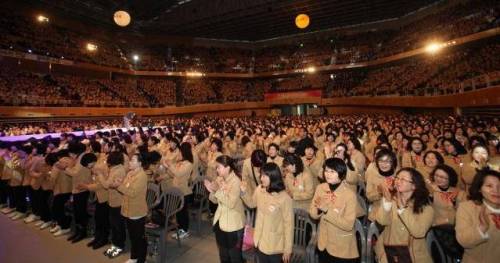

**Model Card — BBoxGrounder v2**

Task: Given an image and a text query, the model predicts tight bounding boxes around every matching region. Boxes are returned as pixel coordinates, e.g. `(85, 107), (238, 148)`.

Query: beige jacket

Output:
(118, 168), (148, 218)
(101, 165), (127, 207)
(283, 171), (314, 210)
(242, 186), (293, 255)
(170, 161), (194, 196)
(241, 158), (261, 196)
(456, 201), (500, 263)
(309, 182), (359, 259)
(209, 172), (245, 232)
(375, 199), (434, 263)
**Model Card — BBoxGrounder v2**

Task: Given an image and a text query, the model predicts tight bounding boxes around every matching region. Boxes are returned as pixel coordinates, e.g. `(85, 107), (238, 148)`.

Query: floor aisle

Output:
(0, 213), (220, 263)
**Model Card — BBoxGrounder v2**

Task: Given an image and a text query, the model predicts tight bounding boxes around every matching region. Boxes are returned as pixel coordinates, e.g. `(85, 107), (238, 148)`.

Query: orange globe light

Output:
(114, 10), (131, 27)
(295, 14), (310, 29)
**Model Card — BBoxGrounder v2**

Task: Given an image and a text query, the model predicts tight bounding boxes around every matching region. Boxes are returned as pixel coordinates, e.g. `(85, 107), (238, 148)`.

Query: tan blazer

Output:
(28, 156), (45, 190)
(351, 150), (366, 181)
(375, 199), (434, 263)
(302, 156), (324, 187)
(87, 154), (109, 203)
(170, 161), (193, 196)
(460, 161), (499, 192)
(430, 186), (466, 226)
(209, 172), (245, 232)
(100, 164), (127, 207)
(309, 182), (359, 259)
(8, 156), (25, 187)
(401, 151), (426, 170)
(66, 163), (92, 194)
(365, 164), (394, 221)
(22, 155), (35, 186)
(223, 140), (239, 158)
(50, 166), (73, 196)
(283, 171), (314, 210)
(1, 155), (12, 180)
(206, 151), (222, 181)
(241, 158), (261, 196)
(241, 186), (293, 255)
(118, 168), (148, 218)
(267, 156), (284, 168)
(443, 154), (465, 180)
(456, 201), (500, 263)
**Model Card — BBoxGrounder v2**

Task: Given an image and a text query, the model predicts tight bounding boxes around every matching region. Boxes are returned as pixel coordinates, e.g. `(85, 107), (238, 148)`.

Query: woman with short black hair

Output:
(309, 158), (359, 262)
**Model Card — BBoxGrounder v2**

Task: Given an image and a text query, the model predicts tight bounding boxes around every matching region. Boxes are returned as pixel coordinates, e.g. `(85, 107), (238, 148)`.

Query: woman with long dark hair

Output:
(241, 162), (293, 263)
(310, 158), (359, 263)
(205, 155), (245, 263)
(375, 167), (434, 263)
(442, 138), (468, 177)
(456, 169), (500, 263)
(163, 142), (195, 240)
(241, 149), (267, 196)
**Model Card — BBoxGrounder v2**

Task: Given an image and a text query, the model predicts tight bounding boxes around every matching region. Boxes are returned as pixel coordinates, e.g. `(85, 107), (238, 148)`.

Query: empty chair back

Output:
(366, 221), (381, 263)
(426, 229), (448, 263)
(354, 219), (367, 263)
(293, 208), (316, 247)
(191, 176), (209, 202)
(161, 187), (185, 221)
(146, 182), (161, 211)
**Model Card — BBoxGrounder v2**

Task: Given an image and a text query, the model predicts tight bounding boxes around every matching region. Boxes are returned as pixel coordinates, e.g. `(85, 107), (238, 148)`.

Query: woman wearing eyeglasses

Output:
(456, 169), (500, 263)
(428, 164), (466, 259)
(366, 149), (398, 221)
(375, 167), (434, 263)
(310, 158), (359, 263)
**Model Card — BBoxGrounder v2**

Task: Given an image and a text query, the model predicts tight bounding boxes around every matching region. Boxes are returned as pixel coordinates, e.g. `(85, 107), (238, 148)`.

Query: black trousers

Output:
(72, 191), (89, 228)
(109, 206), (126, 249)
(176, 194), (192, 231)
(94, 201), (110, 242)
(30, 187), (41, 216)
(257, 249), (283, 263)
(213, 222), (244, 263)
(126, 216), (147, 263)
(53, 193), (72, 229)
(318, 249), (359, 263)
(13, 186), (27, 213)
(38, 189), (52, 222)
(0, 179), (9, 205)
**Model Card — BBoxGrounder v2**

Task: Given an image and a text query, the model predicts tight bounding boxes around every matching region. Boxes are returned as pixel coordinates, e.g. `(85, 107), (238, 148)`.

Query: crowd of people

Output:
(0, 114), (499, 263)
(1, 1), (498, 74)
